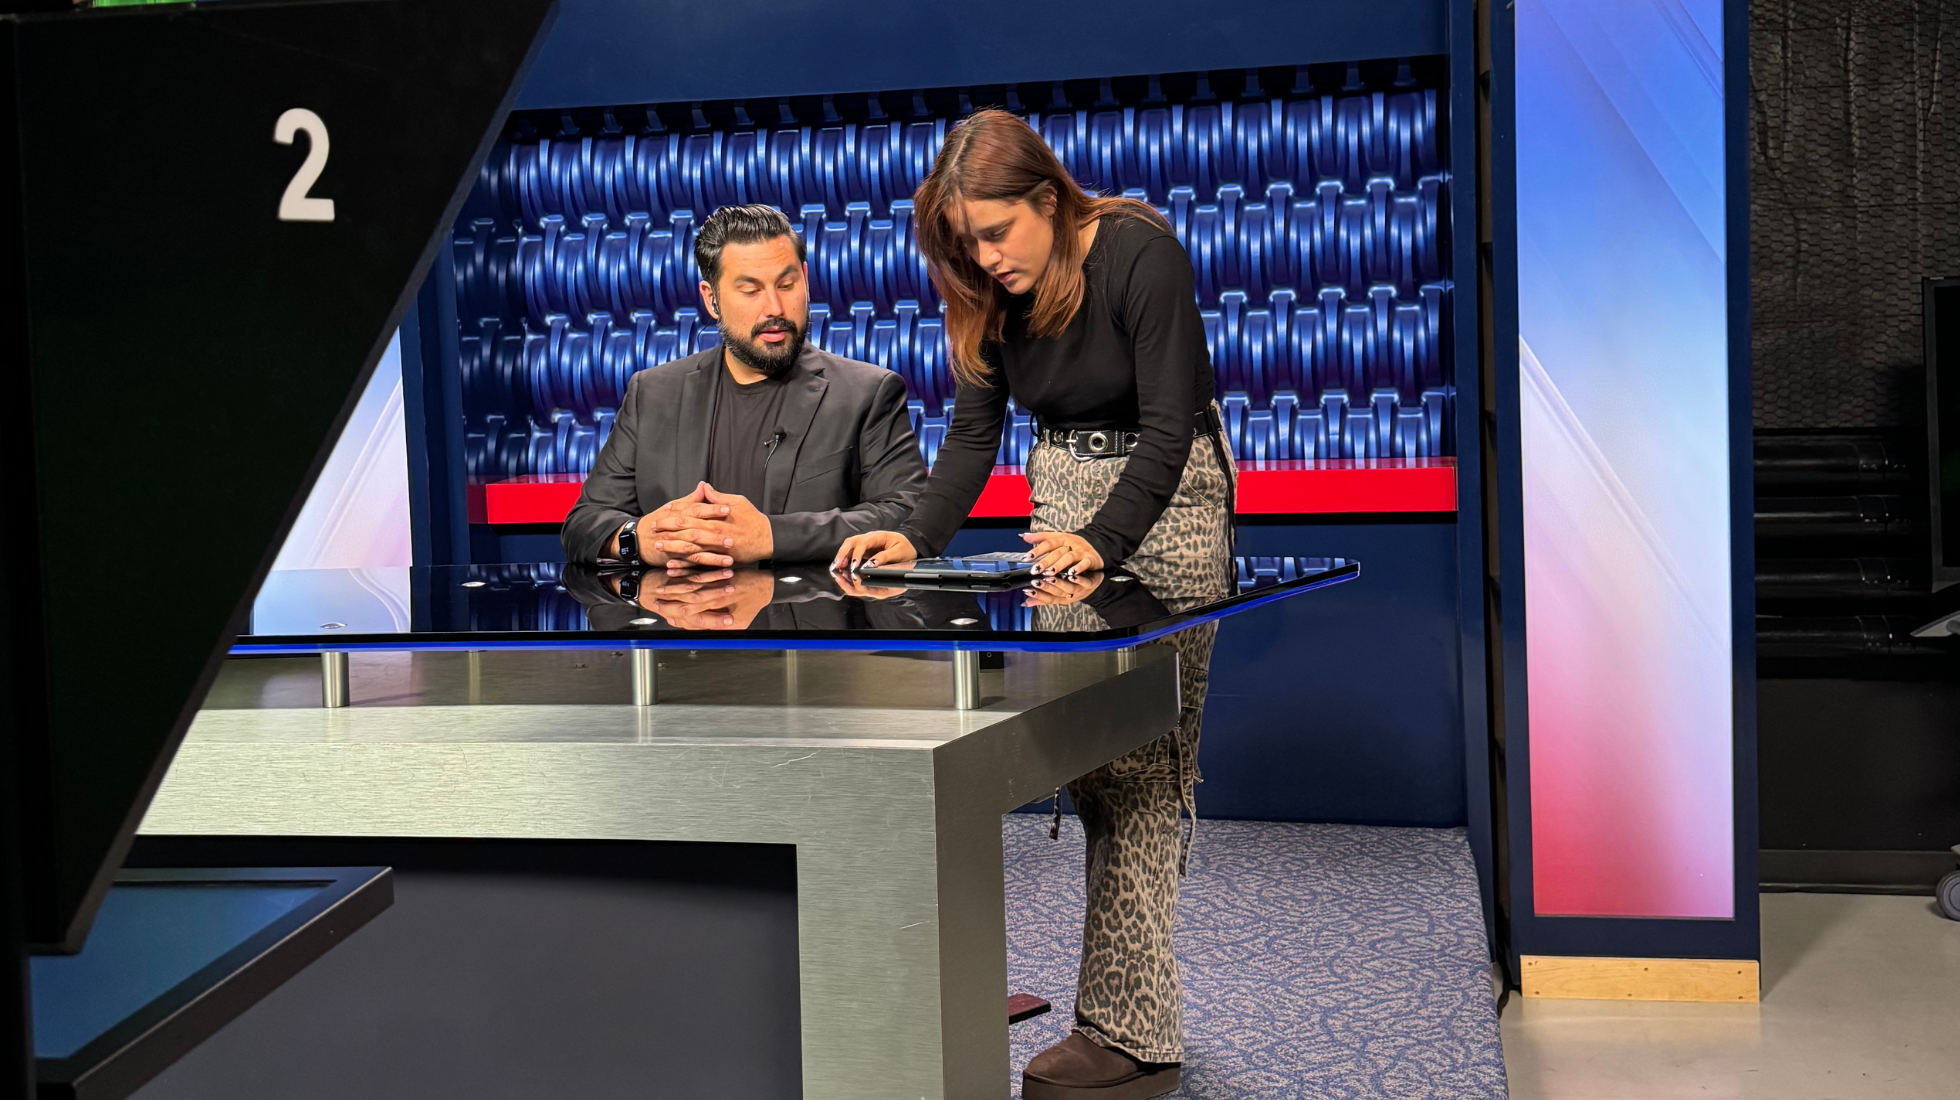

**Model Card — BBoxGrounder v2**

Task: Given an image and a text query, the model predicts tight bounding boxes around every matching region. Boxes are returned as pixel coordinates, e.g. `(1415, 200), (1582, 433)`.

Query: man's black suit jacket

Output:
(561, 345), (929, 564)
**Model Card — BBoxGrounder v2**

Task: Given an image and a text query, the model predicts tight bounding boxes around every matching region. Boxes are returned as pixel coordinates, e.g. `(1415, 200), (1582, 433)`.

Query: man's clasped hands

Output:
(630, 481), (774, 568)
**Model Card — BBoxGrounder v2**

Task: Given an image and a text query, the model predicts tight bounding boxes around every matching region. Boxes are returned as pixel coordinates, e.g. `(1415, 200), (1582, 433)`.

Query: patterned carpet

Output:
(1005, 816), (1509, 1099)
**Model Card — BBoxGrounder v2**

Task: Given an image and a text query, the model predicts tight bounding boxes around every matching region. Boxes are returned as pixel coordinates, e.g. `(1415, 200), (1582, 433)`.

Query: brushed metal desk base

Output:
(631, 647), (656, 705)
(952, 649), (982, 709)
(146, 647), (1179, 1100)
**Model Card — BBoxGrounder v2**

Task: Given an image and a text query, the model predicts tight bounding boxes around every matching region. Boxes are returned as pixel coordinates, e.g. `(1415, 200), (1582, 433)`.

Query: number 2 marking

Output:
(274, 108), (335, 222)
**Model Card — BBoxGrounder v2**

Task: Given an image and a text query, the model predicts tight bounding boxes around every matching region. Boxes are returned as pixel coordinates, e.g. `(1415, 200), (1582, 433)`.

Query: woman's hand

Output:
(1022, 571), (1103, 608)
(832, 531), (918, 572)
(1020, 530), (1104, 576)
(833, 571), (907, 601)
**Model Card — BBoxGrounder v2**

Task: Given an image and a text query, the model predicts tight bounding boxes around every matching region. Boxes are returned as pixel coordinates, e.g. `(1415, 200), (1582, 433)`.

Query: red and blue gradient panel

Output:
(1518, 0), (1734, 919)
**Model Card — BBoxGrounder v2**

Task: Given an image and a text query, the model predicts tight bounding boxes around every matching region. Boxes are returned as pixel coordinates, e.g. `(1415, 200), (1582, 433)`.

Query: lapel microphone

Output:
(765, 428), (786, 456)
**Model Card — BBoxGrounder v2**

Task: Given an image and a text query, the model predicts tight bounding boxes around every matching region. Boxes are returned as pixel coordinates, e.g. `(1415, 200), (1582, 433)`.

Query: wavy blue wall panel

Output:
(451, 69), (1453, 482)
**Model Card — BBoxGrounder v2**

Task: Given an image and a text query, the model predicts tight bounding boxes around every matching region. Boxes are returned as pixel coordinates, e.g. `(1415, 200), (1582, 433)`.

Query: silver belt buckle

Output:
(1063, 429), (1135, 460)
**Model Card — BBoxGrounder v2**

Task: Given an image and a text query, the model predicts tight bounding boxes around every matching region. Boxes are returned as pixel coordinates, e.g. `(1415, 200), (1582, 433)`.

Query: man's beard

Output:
(719, 313), (806, 379)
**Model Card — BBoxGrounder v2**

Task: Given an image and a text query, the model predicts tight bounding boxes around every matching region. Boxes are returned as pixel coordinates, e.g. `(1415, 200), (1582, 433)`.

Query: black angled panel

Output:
(0, 0), (556, 953)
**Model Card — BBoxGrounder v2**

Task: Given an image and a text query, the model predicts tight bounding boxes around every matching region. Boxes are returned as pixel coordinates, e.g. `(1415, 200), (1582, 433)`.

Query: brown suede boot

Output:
(1022, 1030), (1181, 1100)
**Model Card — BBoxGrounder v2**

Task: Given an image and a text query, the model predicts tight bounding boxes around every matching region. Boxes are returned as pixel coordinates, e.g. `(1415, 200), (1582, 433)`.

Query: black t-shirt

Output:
(706, 363), (789, 505)
(899, 213), (1214, 565)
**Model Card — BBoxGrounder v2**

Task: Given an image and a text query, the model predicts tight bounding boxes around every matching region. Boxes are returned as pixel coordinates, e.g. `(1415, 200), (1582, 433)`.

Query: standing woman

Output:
(834, 109), (1233, 1100)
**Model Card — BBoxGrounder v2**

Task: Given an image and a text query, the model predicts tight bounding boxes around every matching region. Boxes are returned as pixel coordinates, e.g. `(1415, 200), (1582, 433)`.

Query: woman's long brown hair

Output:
(913, 109), (1167, 387)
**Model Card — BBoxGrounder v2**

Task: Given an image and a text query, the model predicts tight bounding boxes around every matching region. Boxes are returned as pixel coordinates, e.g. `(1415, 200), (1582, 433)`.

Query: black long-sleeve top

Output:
(898, 214), (1214, 565)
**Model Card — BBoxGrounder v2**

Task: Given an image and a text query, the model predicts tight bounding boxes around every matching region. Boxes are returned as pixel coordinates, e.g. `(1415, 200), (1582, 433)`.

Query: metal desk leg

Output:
(320, 651), (350, 708)
(632, 649), (657, 706)
(952, 650), (981, 710)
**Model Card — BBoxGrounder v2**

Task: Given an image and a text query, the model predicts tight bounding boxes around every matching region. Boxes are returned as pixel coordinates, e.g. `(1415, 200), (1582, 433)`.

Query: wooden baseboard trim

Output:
(1520, 955), (1760, 1003)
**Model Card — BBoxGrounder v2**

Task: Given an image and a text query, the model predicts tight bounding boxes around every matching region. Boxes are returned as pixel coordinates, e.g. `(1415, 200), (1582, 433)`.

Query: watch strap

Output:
(616, 518), (643, 565)
(617, 567), (646, 601)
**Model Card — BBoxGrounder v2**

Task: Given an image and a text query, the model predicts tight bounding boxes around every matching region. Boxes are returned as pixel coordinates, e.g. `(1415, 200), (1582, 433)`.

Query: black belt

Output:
(1036, 405), (1223, 460)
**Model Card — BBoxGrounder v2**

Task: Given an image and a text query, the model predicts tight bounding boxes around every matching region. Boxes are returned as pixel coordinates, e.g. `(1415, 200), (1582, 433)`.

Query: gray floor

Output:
(1502, 892), (1960, 1099)
(1006, 818), (1506, 1099)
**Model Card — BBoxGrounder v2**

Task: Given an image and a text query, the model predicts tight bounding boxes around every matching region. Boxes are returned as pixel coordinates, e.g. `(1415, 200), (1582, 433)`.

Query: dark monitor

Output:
(1926, 277), (1960, 589)
(0, 0), (554, 956)
(32, 868), (392, 1100)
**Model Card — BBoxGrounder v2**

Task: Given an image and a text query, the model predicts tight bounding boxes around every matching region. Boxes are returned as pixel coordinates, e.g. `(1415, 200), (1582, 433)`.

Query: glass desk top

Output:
(235, 556), (1357, 654)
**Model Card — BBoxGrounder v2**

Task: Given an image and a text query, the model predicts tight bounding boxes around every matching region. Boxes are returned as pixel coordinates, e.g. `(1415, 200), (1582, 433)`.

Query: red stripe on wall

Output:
(480, 459), (1457, 525)
(483, 474), (588, 525)
(1234, 459), (1458, 513)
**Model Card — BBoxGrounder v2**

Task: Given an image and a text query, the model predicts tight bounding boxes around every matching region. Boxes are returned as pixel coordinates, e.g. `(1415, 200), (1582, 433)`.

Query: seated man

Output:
(561, 204), (927, 566)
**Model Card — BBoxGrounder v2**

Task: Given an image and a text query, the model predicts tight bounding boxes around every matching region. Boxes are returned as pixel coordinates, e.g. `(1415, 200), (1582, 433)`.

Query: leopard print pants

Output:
(1027, 427), (1234, 1065)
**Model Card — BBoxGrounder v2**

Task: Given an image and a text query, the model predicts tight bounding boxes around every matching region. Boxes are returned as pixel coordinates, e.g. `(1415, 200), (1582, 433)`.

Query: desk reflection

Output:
(562, 562), (1183, 636)
(563, 563), (992, 634)
(239, 557), (1352, 645)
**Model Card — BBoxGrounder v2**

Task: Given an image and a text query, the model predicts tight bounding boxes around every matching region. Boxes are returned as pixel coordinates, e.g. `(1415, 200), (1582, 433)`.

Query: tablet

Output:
(856, 554), (1036, 586)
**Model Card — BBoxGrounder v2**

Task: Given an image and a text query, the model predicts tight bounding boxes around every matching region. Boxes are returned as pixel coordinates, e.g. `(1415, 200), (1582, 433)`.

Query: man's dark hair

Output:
(694, 204), (805, 289)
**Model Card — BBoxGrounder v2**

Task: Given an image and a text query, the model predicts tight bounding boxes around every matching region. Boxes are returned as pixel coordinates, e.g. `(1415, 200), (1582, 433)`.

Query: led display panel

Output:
(1516, 0), (1734, 918)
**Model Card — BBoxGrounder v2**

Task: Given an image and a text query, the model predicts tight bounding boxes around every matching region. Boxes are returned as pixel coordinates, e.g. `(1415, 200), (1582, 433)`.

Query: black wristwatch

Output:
(616, 567), (648, 601)
(616, 518), (643, 565)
